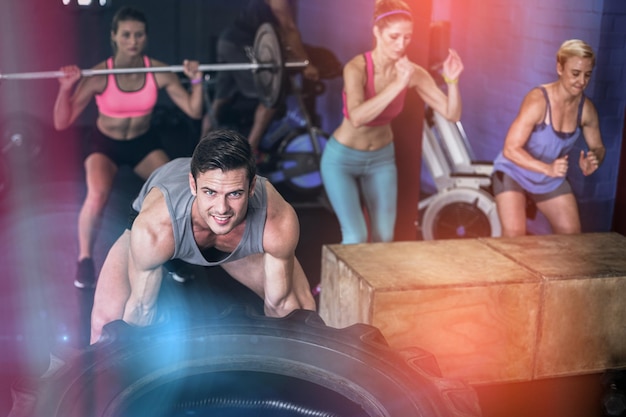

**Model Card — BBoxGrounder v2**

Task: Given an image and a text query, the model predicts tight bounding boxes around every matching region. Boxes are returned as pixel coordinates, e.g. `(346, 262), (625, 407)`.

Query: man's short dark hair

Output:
(190, 129), (256, 186)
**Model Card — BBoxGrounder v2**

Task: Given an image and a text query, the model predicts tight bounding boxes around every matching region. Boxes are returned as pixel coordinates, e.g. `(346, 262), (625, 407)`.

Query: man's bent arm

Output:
(263, 252), (315, 316)
(122, 262), (164, 327)
(261, 182), (316, 316)
(122, 198), (175, 328)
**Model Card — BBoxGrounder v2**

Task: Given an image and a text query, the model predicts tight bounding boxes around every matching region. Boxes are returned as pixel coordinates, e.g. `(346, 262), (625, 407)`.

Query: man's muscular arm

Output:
(261, 182), (316, 316)
(123, 189), (176, 327)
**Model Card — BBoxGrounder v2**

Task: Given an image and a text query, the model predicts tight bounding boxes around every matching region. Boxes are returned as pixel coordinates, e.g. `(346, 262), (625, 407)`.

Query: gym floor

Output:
(0, 124), (610, 417)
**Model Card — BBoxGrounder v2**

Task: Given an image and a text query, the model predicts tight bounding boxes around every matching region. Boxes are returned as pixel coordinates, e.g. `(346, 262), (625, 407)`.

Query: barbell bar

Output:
(0, 23), (297, 108)
(0, 61), (308, 80)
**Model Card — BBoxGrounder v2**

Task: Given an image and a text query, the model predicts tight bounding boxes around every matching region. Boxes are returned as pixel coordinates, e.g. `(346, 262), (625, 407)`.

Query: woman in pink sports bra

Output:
(320, 0), (464, 245)
(53, 6), (204, 290)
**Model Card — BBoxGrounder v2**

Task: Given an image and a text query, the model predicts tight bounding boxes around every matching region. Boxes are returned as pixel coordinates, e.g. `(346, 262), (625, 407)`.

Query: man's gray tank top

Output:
(131, 158), (267, 266)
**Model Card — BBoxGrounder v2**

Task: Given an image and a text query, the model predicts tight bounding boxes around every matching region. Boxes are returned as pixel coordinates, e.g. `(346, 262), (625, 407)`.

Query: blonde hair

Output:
(557, 39), (595, 67)
(373, 0), (412, 28)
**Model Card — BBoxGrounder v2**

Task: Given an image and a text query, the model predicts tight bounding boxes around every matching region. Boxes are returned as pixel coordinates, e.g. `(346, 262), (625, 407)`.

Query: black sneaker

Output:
(74, 258), (96, 289)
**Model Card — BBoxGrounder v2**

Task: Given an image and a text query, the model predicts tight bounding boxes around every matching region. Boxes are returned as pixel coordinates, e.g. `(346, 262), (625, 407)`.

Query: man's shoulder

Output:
(258, 179), (298, 255)
(140, 186), (168, 213)
(135, 188), (174, 235)
(261, 178), (295, 222)
(131, 194), (176, 262)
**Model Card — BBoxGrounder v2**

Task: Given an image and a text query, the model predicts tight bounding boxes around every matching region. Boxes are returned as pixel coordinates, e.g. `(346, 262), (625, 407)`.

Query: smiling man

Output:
(90, 129), (316, 343)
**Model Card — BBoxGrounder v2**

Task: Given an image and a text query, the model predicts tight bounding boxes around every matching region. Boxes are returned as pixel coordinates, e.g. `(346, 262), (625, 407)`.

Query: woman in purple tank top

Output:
(492, 39), (606, 237)
(320, 0), (464, 245)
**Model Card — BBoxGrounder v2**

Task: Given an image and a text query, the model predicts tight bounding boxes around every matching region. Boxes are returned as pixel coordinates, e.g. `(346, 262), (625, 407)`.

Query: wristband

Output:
(442, 74), (458, 84)
(190, 77), (203, 85)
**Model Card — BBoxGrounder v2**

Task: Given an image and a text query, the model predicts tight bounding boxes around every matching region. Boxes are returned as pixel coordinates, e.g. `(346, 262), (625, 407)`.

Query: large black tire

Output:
(32, 307), (482, 417)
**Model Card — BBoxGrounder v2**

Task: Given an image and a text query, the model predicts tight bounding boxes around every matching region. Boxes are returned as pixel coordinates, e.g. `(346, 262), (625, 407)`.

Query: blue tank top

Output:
(132, 158), (267, 266)
(493, 86), (585, 194)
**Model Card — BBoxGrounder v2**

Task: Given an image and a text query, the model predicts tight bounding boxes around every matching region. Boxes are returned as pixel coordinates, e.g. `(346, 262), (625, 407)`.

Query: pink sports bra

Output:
(342, 51), (407, 127)
(95, 56), (158, 118)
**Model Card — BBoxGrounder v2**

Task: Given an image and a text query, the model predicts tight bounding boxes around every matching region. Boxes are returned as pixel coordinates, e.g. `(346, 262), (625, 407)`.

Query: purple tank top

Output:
(493, 86), (585, 193)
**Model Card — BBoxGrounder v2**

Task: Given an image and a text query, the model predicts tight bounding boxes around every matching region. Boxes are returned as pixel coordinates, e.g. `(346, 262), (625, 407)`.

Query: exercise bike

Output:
(255, 74), (330, 197)
(418, 105), (502, 240)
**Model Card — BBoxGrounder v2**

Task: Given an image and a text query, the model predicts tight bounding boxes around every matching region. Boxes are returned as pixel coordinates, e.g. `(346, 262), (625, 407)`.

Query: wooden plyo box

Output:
(319, 232), (626, 385)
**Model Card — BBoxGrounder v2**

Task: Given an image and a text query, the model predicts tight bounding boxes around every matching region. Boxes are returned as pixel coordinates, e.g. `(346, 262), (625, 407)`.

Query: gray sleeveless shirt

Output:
(131, 158), (267, 266)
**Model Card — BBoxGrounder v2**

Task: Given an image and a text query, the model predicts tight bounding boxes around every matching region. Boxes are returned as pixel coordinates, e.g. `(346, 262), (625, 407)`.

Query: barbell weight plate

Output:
(252, 23), (285, 109)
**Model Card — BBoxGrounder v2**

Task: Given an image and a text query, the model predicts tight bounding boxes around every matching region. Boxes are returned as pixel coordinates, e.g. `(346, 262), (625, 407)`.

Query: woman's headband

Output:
(375, 10), (413, 23)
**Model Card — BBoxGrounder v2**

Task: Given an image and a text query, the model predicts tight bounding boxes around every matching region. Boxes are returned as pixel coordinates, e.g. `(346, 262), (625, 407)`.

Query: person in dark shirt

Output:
(205, 0), (319, 153)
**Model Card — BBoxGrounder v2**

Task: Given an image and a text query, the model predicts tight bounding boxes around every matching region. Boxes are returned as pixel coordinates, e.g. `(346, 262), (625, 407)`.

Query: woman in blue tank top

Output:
(492, 39), (605, 237)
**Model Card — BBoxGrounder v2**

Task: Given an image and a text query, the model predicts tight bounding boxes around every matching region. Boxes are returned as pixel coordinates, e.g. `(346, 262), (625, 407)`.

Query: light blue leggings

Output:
(320, 137), (397, 244)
